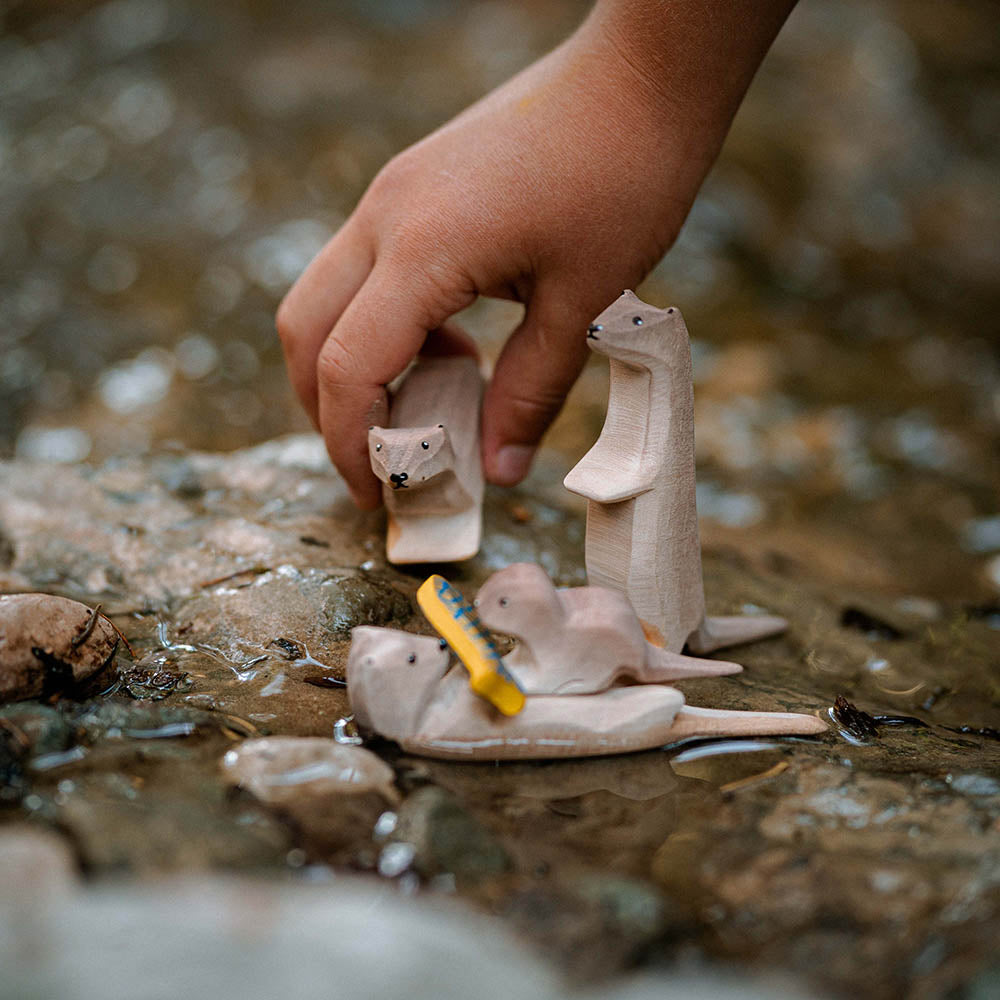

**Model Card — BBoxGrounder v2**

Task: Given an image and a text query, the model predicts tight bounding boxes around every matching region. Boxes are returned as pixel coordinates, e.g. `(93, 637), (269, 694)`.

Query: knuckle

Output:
(503, 383), (565, 427)
(316, 338), (357, 390)
(365, 149), (418, 204)
(275, 299), (300, 347)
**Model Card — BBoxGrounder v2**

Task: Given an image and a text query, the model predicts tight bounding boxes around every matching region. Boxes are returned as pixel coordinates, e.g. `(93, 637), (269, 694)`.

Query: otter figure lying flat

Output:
(473, 563), (743, 695)
(346, 626), (826, 762)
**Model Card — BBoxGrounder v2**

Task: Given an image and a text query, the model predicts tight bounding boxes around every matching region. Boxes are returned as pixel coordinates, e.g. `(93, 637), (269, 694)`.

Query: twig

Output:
(71, 603), (102, 648)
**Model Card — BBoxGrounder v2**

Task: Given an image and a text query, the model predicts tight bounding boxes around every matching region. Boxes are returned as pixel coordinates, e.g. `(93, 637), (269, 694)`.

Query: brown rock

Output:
(221, 737), (399, 862)
(0, 594), (118, 704)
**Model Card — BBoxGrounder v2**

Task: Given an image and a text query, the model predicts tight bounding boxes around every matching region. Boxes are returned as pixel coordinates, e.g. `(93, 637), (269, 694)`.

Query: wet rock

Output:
(0, 441), (377, 611)
(118, 664), (191, 700)
(0, 875), (564, 1000)
(53, 771), (292, 874)
(0, 825), (79, 901)
(0, 529), (13, 568)
(831, 695), (881, 741)
(0, 719), (29, 806)
(70, 700), (245, 743)
(0, 703), (73, 757)
(501, 875), (680, 984)
(221, 737), (397, 804)
(840, 604), (907, 640)
(221, 737), (398, 862)
(0, 435), (998, 994)
(171, 565), (410, 670)
(321, 574), (411, 636)
(389, 786), (511, 882)
(0, 594), (118, 703)
(151, 455), (204, 499)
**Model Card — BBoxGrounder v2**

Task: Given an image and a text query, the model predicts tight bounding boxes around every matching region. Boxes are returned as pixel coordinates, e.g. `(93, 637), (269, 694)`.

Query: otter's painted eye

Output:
(438, 638), (448, 650)
(632, 316), (643, 325)
(421, 441), (429, 449)
(375, 443), (382, 452)
(437, 423), (443, 428)
(498, 597), (509, 608)
(407, 653), (417, 664)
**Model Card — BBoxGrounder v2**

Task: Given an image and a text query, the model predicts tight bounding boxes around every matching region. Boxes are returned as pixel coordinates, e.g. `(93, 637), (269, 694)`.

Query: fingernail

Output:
(491, 445), (535, 486)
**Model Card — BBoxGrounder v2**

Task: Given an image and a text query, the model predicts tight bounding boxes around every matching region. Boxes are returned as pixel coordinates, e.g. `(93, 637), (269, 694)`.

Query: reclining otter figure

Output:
(473, 562), (742, 695)
(346, 626), (825, 761)
(345, 564), (826, 762)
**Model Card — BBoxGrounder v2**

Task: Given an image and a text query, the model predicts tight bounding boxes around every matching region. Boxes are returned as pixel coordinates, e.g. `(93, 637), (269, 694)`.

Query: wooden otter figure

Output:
(563, 292), (787, 654)
(368, 356), (484, 564)
(345, 621), (826, 761)
(473, 562), (742, 695)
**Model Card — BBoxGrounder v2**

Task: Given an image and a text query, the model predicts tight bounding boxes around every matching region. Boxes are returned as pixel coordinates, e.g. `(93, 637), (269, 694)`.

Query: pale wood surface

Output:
(346, 620), (825, 762)
(564, 292), (787, 653)
(368, 356), (483, 564)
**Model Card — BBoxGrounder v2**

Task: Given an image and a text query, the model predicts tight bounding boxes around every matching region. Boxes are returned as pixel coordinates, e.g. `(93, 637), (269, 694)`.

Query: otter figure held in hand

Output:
(368, 356), (484, 564)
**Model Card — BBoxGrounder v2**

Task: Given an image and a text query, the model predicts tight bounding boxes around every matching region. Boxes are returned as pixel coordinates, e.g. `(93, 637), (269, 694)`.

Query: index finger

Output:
(316, 262), (476, 509)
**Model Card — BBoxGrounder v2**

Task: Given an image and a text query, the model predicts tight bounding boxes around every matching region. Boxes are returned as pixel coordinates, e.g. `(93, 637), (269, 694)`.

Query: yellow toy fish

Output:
(416, 574), (525, 716)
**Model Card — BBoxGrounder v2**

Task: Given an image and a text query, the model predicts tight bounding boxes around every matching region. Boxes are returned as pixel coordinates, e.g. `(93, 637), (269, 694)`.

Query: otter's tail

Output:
(665, 705), (826, 740)
(686, 614), (788, 654)
(642, 645), (743, 682)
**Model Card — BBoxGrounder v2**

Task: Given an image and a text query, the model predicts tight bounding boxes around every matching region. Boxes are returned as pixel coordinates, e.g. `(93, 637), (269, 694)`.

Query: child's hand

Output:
(277, 0), (795, 509)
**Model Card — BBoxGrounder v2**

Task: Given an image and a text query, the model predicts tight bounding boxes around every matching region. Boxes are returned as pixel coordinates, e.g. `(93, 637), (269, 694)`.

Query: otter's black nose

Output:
(389, 472), (409, 490)
(587, 324), (602, 340)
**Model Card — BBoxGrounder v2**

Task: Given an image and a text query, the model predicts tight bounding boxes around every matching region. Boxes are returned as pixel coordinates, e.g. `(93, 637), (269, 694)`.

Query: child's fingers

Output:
(481, 289), (595, 486)
(315, 261), (476, 509)
(276, 219), (374, 425)
(420, 322), (480, 361)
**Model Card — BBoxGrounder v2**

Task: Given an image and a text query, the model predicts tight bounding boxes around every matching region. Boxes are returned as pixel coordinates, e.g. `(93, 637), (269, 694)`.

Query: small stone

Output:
(0, 703), (73, 757)
(0, 594), (119, 704)
(321, 576), (411, 636)
(0, 825), (79, 901)
(220, 737), (397, 806)
(378, 840), (416, 877)
(221, 737), (399, 863)
(389, 786), (511, 882)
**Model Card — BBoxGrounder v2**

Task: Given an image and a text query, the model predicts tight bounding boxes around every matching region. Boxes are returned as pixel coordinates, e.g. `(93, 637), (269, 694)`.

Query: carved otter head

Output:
(368, 424), (455, 491)
(474, 562), (562, 638)
(346, 627), (451, 741)
(584, 290), (688, 367)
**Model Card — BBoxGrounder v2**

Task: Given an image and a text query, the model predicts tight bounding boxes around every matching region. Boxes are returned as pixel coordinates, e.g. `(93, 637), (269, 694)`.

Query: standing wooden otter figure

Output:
(368, 356), (484, 564)
(563, 292), (787, 654)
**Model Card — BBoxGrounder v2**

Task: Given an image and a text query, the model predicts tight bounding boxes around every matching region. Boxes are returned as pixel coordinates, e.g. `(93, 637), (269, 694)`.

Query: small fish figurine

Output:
(416, 574), (525, 716)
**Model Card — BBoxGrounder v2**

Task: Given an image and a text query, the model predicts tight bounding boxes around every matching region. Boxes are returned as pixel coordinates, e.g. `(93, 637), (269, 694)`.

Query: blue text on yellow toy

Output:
(416, 574), (525, 716)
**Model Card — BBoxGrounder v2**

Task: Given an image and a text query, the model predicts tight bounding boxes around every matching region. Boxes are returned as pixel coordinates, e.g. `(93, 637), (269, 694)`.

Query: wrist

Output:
(579, 0), (797, 135)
